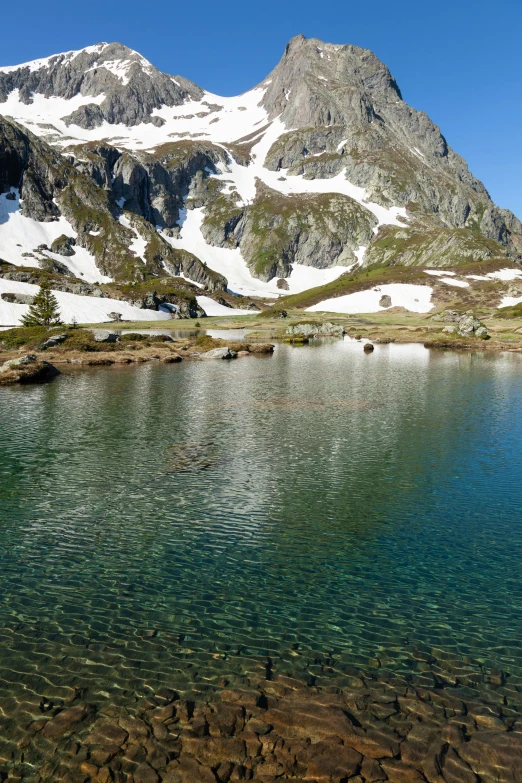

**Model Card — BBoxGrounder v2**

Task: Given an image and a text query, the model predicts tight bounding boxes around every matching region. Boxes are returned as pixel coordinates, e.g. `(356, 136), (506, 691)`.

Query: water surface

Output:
(1, 339), (522, 708)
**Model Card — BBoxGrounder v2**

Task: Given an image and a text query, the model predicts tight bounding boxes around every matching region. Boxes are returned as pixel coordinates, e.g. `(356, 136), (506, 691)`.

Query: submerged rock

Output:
(164, 441), (217, 473)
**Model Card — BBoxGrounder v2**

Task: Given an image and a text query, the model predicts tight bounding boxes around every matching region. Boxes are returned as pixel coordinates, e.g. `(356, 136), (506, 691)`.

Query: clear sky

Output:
(2, 0), (521, 218)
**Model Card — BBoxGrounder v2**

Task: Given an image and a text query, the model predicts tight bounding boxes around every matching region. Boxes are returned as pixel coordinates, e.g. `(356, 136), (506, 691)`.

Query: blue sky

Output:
(2, 0), (521, 218)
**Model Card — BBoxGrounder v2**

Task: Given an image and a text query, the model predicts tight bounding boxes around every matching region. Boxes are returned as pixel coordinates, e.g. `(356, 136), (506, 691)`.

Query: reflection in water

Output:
(0, 342), (522, 710)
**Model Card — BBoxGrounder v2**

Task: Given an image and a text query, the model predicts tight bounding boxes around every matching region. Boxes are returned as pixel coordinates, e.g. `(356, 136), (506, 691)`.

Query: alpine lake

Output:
(1, 334), (522, 782)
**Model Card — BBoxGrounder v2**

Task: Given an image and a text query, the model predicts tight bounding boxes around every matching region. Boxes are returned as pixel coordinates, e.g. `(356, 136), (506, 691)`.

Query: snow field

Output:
(0, 278), (171, 326)
(306, 284), (434, 314)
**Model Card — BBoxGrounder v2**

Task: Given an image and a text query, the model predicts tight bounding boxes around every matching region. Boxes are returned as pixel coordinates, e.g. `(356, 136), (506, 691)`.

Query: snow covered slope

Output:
(0, 278), (171, 326)
(0, 189), (110, 283)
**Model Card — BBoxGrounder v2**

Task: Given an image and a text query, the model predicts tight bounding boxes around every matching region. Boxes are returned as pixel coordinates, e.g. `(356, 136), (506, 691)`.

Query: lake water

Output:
(1, 339), (522, 716)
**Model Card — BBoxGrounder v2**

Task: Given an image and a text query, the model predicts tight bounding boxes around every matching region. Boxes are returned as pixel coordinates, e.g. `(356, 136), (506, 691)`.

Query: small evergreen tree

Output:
(21, 280), (62, 326)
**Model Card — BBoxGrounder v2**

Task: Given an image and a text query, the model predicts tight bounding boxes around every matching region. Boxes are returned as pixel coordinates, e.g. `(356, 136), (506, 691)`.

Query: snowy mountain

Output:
(0, 35), (521, 324)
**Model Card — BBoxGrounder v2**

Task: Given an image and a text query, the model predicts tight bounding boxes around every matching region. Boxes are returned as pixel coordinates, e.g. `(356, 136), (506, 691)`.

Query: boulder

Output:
(41, 333), (68, 349)
(200, 347), (236, 360)
(92, 330), (121, 343)
(364, 343), (374, 353)
(457, 314), (489, 338)
(379, 294), (392, 308)
(442, 325), (457, 334)
(277, 278), (290, 290)
(50, 234), (76, 256)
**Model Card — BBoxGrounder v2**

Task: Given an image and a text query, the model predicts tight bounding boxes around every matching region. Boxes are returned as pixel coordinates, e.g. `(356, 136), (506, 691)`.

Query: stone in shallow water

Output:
(296, 737), (362, 779)
(164, 441), (218, 473)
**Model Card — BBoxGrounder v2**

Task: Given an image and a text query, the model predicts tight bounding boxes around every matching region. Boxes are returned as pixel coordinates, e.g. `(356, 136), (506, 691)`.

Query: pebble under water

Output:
(1, 339), (522, 779)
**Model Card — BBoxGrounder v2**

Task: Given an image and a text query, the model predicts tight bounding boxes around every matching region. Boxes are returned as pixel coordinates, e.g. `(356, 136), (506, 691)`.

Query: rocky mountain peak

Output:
(261, 35), (403, 129)
(0, 43), (203, 129)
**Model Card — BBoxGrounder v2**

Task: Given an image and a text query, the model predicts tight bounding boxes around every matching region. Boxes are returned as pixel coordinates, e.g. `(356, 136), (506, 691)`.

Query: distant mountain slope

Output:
(0, 35), (520, 319)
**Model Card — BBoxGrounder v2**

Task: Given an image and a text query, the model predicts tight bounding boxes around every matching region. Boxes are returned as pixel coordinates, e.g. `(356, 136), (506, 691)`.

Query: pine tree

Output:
(21, 280), (62, 327)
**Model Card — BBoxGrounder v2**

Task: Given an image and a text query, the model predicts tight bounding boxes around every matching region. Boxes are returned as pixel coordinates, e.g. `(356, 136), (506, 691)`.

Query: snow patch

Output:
(467, 269), (522, 282)
(307, 284), (434, 314)
(118, 213), (147, 261)
(487, 268), (522, 281)
(439, 277), (469, 288)
(424, 269), (456, 277)
(196, 296), (254, 317)
(499, 295), (522, 309)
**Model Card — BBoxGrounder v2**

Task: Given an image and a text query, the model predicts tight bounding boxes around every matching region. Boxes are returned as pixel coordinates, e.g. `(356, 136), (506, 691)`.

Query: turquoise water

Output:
(1, 340), (522, 708)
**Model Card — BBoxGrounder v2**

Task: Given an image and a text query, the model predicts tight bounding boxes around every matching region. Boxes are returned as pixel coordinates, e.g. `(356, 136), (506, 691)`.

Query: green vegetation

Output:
(494, 303), (522, 319)
(364, 225), (508, 270)
(21, 281), (62, 326)
(0, 326), (53, 350)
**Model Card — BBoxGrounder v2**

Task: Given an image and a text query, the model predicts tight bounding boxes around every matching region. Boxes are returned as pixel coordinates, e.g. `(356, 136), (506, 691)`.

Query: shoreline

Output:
(3, 310), (522, 385)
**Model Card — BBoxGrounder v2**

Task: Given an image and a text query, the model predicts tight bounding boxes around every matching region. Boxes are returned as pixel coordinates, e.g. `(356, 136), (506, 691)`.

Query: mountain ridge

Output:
(0, 35), (521, 324)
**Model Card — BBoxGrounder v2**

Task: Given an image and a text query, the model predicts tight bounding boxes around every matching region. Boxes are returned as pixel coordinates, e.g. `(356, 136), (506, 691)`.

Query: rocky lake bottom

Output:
(1, 340), (522, 782)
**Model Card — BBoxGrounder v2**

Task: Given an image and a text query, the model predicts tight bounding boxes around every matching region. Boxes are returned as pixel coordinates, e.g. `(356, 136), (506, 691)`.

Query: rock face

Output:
(50, 234), (76, 256)
(0, 116), (228, 291)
